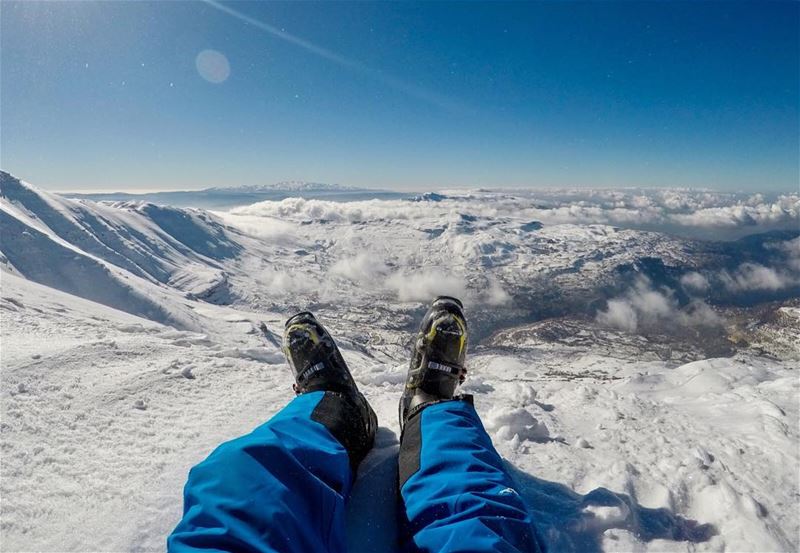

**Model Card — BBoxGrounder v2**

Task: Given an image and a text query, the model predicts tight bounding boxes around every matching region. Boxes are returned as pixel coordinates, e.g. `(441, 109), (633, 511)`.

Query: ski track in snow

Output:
(1, 173), (799, 552)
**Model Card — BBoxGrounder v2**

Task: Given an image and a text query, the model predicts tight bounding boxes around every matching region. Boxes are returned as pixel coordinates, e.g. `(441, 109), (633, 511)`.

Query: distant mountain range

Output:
(57, 180), (409, 209)
(205, 181), (364, 193)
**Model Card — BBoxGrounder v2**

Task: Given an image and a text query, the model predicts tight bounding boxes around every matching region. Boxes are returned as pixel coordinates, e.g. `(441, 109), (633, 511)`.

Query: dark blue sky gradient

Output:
(2, 1), (797, 191)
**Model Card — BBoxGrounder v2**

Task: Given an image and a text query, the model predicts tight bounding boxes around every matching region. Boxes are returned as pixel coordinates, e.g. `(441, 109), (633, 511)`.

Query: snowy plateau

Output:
(1, 170), (799, 552)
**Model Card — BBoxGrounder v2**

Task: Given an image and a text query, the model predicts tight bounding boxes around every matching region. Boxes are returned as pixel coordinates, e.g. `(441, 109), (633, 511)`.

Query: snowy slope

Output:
(1, 172), (242, 284)
(0, 171), (254, 328)
(1, 273), (289, 550)
(2, 172), (799, 552)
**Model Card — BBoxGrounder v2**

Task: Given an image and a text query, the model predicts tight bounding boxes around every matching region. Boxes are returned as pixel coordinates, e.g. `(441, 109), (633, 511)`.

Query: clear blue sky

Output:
(2, 1), (798, 192)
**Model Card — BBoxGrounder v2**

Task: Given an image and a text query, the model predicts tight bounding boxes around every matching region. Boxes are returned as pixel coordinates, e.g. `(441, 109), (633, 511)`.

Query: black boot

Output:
(399, 296), (469, 430)
(283, 311), (377, 468)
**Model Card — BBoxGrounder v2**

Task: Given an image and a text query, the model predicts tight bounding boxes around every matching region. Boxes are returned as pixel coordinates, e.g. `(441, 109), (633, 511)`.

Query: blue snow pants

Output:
(168, 392), (537, 552)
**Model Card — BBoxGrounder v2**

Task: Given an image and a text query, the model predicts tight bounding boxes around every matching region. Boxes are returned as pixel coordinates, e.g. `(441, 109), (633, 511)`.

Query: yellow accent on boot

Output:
(284, 323), (321, 345)
(425, 313), (467, 357)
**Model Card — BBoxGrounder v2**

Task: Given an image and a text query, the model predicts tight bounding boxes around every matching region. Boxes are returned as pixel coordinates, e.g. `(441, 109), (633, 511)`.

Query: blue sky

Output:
(2, 1), (798, 192)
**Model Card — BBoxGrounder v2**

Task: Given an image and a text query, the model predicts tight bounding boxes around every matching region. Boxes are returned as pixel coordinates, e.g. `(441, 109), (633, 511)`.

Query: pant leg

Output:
(398, 398), (539, 553)
(168, 391), (354, 553)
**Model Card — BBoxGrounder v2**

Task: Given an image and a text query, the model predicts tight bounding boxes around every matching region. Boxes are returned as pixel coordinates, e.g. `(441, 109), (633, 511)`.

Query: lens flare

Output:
(195, 49), (230, 84)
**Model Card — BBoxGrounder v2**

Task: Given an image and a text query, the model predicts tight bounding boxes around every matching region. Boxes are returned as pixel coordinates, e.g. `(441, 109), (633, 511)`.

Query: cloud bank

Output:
(230, 189), (799, 240)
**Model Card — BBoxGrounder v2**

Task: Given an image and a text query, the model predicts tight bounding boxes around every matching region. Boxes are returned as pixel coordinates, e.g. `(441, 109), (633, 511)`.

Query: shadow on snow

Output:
(508, 465), (716, 553)
(346, 427), (716, 553)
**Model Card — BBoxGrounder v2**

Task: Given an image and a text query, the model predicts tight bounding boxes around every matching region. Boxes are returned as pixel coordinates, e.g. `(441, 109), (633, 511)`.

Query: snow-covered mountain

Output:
(60, 179), (407, 210)
(0, 171), (254, 328)
(206, 180), (366, 193)
(2, 170), (798, 551)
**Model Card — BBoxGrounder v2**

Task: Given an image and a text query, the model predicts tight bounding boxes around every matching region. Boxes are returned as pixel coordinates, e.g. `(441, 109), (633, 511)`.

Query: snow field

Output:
(2, 172), (798, 551)
(3, 272), (799, 552)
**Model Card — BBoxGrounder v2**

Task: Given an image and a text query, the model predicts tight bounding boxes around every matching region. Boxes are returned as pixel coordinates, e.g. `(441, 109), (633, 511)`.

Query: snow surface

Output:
(2, 171), (799, 552)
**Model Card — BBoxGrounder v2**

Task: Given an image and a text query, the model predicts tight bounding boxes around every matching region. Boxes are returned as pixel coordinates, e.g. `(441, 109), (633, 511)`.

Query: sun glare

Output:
(195, 49), (230, 84)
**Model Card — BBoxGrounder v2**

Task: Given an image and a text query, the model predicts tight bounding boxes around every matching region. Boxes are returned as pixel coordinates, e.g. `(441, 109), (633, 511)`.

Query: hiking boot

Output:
(399, 296), (468, 429)
(283, 311), (377, 467)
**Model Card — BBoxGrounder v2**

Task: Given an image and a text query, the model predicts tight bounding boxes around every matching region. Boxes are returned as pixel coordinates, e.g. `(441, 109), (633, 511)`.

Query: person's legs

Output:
(397, 297), (538, 553)
(399, 398), (537, 552)
(169, 313), (376, 552)
(170, 391), (355, 552)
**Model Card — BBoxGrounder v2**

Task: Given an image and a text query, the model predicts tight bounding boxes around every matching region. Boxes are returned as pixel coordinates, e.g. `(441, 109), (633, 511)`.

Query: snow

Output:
(2, 171), (799, 552)
(484, 405), (551, 442)
(1, 273), (290, 551)
(207, 180), (364, 193)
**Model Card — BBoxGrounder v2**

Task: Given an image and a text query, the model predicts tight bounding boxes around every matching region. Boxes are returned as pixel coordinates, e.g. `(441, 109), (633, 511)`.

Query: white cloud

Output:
(775, 236), (800, 272)
(680, 272), (710, 293)
(227, 189), (799, 240)
(720, 263), (795, 292)
(626, 279), (675, 323)
(386, 269), (468, 303)
(668, 196), (799, 229)
(596, 277), (721, 333)
(681, 300), (723, 327)
(484, 278), (512, 306)
(262, 269), (319, 295)
(679, 237), (800, 295)
(218, 213), (297, 241)
(330, 253), (388, 283)
(597, 298), (638, 332)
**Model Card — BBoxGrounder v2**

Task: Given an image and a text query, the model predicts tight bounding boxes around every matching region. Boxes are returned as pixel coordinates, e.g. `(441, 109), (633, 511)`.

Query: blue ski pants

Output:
(168, 392), (537, 552)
